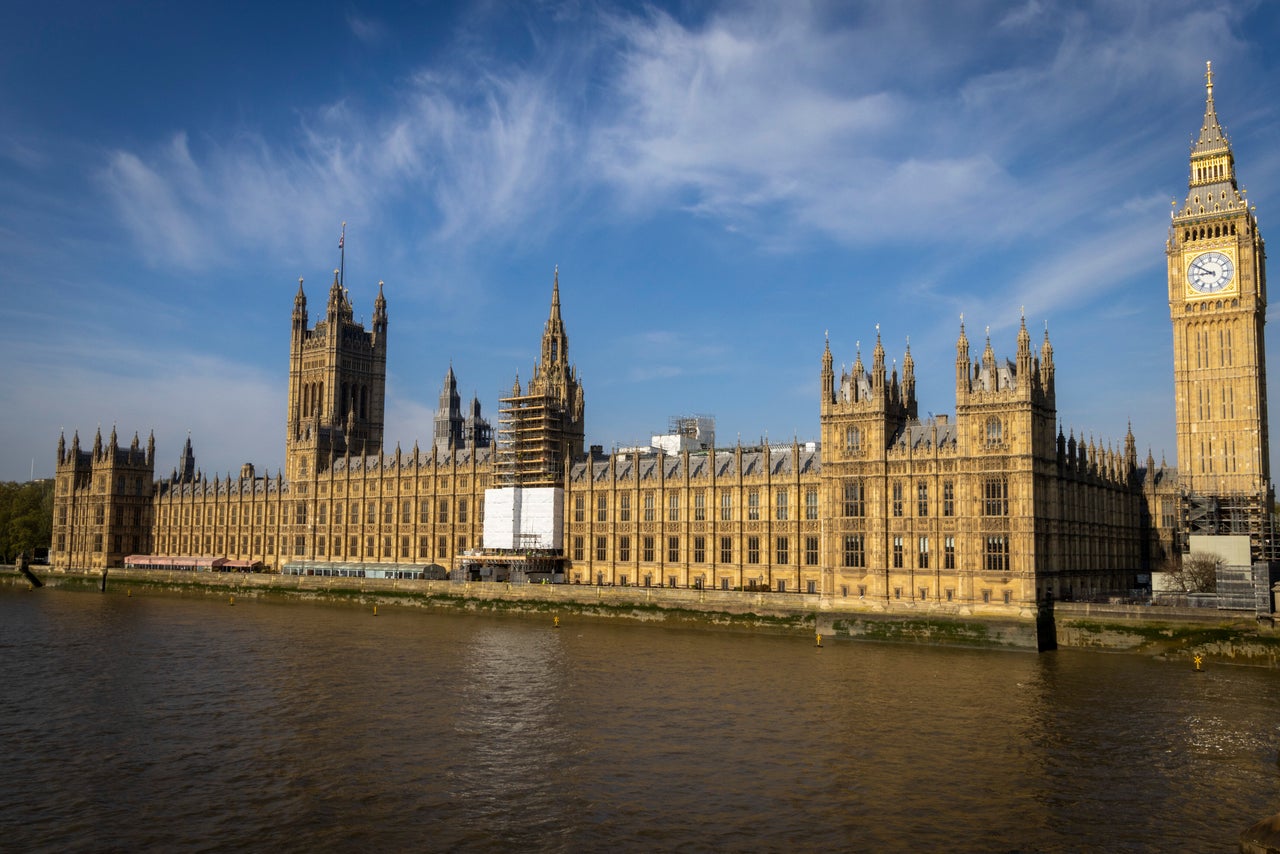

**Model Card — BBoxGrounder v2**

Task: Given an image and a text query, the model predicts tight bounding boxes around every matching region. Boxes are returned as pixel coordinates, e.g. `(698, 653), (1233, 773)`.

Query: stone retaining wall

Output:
(5, 568), (1277, 664)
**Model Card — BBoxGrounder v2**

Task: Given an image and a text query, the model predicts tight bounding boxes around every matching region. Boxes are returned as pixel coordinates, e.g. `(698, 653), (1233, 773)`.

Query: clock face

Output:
(1187, 251), (1235, 294)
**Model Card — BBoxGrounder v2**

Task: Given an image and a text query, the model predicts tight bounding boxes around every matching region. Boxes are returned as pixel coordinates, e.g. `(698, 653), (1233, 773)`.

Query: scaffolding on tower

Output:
(495, 391), (572, 488)
(1180, 490), (1278, 562)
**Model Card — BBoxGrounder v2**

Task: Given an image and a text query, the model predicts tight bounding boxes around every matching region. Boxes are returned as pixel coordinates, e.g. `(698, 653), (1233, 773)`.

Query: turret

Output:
(819, 332), (839, 409)
(981, 328), (996, 384)
(1039, 324), (1055, 397)
(901, 338), (916, 417)
(1016, 311), (1033, 380)
(326, 269), (352, 324)
(543, 266), (567, 369)
(435, 363), (463, 452)
(821, 333), (834, 409)
(871, 326), (885, 395)
(1124, 423), (1138, 474)
(373, 280), (388, 342)
(293, 277), (308, 333)
(177, 434), (196, 482)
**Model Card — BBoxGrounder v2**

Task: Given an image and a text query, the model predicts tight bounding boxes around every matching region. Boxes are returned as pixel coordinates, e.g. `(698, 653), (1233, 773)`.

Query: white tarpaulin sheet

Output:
(483, 487), (563, 550)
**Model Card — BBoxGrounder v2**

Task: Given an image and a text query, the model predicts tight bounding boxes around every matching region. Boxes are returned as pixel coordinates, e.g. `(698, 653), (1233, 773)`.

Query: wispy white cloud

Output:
(100, 139), (210, 268)
(99, 127), (370, 270)
(0, 134), (48, 170)
(93, 0), (1250, 275)
(97, 61), (578, 272)
(585, 0), (1247, 251)
(404, 68), (575, 242)
(347, 12), (389, 46)
(999, 219), (1159, 324)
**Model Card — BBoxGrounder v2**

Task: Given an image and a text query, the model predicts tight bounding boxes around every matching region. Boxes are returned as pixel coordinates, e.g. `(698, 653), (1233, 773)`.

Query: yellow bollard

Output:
(815, 633), (823, 648)
(229, 595), (235, 606)
(553, 616), (560, 629)
(373, 605), (378, 617)
(128, 589), (132, 597)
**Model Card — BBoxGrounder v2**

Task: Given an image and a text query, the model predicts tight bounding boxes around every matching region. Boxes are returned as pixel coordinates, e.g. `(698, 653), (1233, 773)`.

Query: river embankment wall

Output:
(4, 568), (1278, 665)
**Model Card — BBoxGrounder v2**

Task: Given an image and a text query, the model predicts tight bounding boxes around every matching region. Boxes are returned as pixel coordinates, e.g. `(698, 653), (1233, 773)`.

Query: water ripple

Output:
(1, 590), (1276, 851)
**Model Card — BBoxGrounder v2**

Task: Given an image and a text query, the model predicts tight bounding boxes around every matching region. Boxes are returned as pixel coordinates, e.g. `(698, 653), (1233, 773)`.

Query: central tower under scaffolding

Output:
(496, 267), (585, 487)
(467, 268), (585, 582)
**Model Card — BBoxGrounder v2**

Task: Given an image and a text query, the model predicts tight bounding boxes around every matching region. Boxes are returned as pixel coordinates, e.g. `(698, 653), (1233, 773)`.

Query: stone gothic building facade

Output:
(51, 69), (1270, 613)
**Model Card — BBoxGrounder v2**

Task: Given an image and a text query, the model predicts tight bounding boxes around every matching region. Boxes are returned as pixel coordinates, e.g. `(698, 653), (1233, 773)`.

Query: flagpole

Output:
(339, 221), (346, 289)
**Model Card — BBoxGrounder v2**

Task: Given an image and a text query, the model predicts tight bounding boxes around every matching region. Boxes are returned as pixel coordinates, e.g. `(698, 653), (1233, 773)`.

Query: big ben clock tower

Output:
(1168, 62), (1273, 551)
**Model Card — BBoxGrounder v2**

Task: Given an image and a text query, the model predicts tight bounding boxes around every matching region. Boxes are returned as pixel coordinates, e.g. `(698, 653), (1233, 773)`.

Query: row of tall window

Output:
(83, 475), (147, 495)
(840, 533), (1007, 572)
(65, 504), (150, 528)
(572, 534), (821, 567)
(150, 530), (469, 561)
(57, 532), (143, 555)
(842, 534), (959, 569)
(307, 533), (466, 560)
(299, 380), (371, 421)
(160, 504), (272, 527)
(574, 488), (821, 523)
(158, 497), (478, 529)
(844, 478), (1006, 517)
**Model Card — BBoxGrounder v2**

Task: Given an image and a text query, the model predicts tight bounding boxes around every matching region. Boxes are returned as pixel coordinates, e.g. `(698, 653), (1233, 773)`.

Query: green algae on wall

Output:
(1057, 617), (1280, 665)
(829, 615), (1039, 650)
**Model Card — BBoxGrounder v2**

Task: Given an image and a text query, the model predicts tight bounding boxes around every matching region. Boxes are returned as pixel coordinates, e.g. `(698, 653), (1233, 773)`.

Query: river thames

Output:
(2, 587), (1276, 852)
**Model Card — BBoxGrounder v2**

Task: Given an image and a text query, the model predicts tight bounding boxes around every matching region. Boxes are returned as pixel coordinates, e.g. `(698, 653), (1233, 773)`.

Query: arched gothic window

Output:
(986, 417), (1003, 446)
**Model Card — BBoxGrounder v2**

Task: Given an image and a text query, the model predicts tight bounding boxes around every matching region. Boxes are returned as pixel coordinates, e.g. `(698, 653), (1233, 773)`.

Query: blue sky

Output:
(3, 0), (1280, 483)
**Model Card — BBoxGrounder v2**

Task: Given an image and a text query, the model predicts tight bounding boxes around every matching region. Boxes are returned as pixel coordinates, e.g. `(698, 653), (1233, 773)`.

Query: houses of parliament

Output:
(49, 66), (1276, 614)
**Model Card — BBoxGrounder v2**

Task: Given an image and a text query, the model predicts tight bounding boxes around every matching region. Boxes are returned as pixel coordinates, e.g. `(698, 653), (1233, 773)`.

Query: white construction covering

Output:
(483, 486), (563, 550)
(1188, 534), (1251, 567)
(651, 415), (716, 455)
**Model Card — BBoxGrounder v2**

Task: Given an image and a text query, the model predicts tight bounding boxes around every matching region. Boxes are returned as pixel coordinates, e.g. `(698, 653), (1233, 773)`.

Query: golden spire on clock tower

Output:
(1177, 61), (1245, 219)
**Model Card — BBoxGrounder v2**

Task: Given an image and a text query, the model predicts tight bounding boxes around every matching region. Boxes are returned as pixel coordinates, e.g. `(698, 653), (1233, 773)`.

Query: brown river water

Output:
(2, 587), (1277, 852)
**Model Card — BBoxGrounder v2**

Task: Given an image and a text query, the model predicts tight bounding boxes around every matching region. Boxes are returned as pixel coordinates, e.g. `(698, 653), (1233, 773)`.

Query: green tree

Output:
(0, 480), (54, 563)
